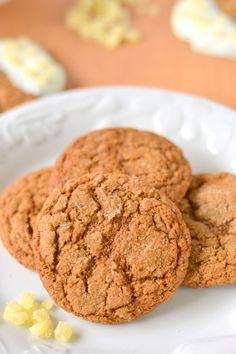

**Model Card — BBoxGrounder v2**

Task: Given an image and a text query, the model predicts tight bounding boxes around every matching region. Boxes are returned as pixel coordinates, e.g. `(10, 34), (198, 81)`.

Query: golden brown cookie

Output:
(0, 73), (35, 113)
(180, 172), (236, 288)
(34, 173), (191, 324)
(50, 128), (192, 203)
(0, 167), (51, 269)
(216, 0), (236, 20)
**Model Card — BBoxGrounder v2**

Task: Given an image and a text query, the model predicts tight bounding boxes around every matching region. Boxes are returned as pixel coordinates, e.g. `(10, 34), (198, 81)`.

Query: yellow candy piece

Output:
(18, 292), (35, 310)
(3, 302), (30, 326)
(26, 302), (39, 325)
(3, 294), (74, 343)
(54, 321), (73, 342)
(32, 308), (50, 323)
(4, 311), (29, 326)
(40, 300), (54, 311)
(3, 301), (23, 313)
(29, 319), (53, 339)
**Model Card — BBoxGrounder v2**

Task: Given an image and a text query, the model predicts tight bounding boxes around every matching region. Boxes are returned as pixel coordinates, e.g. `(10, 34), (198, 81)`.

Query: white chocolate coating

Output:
(0, 37), (66, 95)
(171, 0), (236, 59)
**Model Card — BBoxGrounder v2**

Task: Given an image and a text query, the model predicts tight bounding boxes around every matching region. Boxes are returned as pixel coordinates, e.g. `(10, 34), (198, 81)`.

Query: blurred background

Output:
(0, 0), (235, 108)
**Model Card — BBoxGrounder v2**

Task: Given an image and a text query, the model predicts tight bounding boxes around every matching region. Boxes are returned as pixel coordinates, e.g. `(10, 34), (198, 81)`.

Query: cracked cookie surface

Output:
(0, 167), (51, 269)
(50, 128), (192, 203)
(34, 173), (190, 324)
(180, 172), (236, 288)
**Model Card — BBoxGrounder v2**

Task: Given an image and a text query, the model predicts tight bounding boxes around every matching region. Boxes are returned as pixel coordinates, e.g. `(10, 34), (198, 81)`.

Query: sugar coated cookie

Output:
(34, 173), (191, 324)
(180, 173), (236, 287)
(50, 128), (191, 203)
(0, 167), (51, 269)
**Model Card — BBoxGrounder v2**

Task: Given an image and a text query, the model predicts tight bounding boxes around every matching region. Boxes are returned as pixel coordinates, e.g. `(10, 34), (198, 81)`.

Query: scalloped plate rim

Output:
(0, 86), (236, 354)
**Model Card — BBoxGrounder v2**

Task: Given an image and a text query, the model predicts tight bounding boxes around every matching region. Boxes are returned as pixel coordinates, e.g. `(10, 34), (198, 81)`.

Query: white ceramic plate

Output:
(1, 87), (236, 354)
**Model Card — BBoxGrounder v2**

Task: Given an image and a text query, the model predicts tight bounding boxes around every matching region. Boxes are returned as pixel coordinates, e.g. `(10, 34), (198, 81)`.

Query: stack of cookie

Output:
(1, 128), (236, 324)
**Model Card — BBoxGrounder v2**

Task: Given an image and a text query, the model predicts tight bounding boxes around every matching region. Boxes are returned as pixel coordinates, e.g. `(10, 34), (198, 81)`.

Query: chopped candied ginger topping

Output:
(2, 292), (74, 343)
(65, 0), (160, 48)
(3, 301), (30, 325)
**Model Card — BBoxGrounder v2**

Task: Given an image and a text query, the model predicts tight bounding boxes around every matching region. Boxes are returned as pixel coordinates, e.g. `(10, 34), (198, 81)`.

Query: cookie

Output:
(50, 128), (191, 203)
(0, 37), (67, 112)
(0, 167), (51, 269)
(34, 173), (191, 324)
(216, 0), (236, 20)
(0, 73), (35, 112)
(172, 0), (236, 59)
(180, 173), (236, 288)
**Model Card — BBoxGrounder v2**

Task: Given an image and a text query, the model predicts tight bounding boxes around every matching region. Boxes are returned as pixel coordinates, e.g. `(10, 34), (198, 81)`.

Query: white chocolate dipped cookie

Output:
(171, 0), (236, 59)
(0, 37), (67, 112)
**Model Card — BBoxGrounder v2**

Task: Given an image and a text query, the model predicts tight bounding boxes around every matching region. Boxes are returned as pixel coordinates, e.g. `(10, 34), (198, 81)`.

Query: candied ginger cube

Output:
(32, 308), (50, 323)
(29, 320), (53, 339)
(3, 302), (29, 325)
(5, 311), (29, 326)
(4, 301), (23, 313)
(18, 292), (35, 310)
(54, 321), (73, 342)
